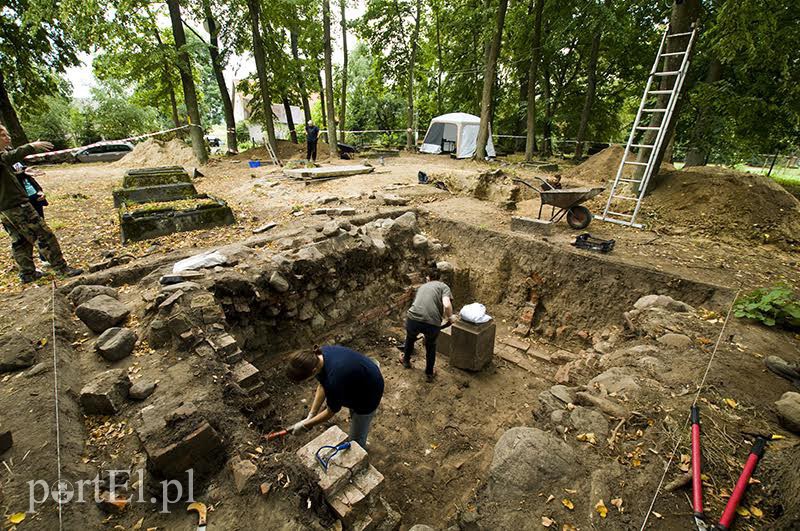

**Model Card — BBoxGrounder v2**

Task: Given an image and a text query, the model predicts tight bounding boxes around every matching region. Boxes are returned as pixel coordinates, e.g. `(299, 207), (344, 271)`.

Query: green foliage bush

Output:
(734, 285), (800, 329)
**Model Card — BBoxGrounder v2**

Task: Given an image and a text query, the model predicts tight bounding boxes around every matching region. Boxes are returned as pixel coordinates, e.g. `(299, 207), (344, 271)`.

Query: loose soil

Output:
(112, 138), (198, 169)
(0, 146), (799, 530)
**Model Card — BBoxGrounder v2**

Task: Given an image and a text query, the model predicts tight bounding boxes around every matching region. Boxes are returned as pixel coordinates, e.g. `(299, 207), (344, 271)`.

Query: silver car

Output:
(74, 142), (134, 163)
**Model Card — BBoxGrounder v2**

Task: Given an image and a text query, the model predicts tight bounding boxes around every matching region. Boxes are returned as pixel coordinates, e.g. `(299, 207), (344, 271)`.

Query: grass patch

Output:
(126, 197), (219, 215)
(48, 219), (67, 230)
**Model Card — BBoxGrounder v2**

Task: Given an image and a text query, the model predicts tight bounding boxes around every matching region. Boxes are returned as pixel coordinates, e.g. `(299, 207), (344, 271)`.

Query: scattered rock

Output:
(409, 526), (435, 531)
(775, 392), (800, 434)
(569, 406), (610, 441)
(252, 222), (277, 234)
(393, 211), (418, 231)
(549, 384), (575, 405)
(489, 427), (578, 498)
(382, 194), (410, 206)
(323, 221), (341, 237)
(634, 294), (693, 312)
(636, 356), (667, 376)
(230, 456), (258, 493)
(76, 295), (130, 333)
(436, 261), (454, 273)
(0, 331), (36, 373)
(269, 271), (290, 292)
(589, 367), (641, 395)
(550, 409), (568, 424)
(412, 234), (429, 250)
(658, 333), (692, 349)
(68, 285), (118, 307)
(95, 327), (137, 362)
(24, 362), (49, 378)
(0, 430), (12, 454)
(79, 369), (131, 415)
(575, 391), (628, 418)
(129, 381), (157, 400)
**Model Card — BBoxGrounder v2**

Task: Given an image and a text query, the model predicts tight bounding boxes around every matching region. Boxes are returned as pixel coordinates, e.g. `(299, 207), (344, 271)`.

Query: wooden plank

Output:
(284, 165), (375, 179)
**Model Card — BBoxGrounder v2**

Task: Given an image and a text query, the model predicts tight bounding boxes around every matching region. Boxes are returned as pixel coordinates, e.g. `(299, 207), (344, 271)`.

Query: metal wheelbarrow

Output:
(513, 177), (604, 230)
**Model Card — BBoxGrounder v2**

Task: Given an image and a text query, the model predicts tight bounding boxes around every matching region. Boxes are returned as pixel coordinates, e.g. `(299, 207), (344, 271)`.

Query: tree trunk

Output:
(684, 58), (722, 167)
(203, 0), (237, 154)
(246, 0), (279, 157)
(574, 30), (601, 160)
(282, 96), (298, 143)
(542, 62), (553, 156)
(318, 70), (328, 139)
(0, 71), (29, 146)
(339, 0), (348, 143)
(166, 0), (208, 164)
(434, 2), (443, 115)
(406, 0), (422, 150)
(291, 30), (312, 124)
(322, 0), (339, 157)
(167, 83), (181, 129)
(639, 0), (700, 194)
(524, 0), (545, 161)
(475, 0), (509, 159)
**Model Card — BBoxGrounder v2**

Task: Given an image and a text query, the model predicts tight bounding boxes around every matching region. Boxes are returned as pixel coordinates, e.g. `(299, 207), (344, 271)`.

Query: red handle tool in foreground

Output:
(266, 429), (289, 441)
(690, 406), (768, 531)
(717, 436), (768, 530)
(691, 405), (704, 522)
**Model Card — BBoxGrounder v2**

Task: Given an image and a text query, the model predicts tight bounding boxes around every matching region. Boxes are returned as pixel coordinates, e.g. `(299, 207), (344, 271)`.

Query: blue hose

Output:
(315, 442), (352, 471)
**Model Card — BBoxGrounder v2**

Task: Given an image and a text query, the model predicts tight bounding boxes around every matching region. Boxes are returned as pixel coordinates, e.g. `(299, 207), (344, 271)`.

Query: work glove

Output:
(290, 420), (308, 435)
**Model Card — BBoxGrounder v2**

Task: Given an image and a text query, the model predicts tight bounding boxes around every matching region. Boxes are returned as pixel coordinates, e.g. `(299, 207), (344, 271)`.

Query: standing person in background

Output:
(13, 163), (49, 265)
(305, 120), (320, 163)
(0, 125), (82, 283)
(401, 264), (456, 382)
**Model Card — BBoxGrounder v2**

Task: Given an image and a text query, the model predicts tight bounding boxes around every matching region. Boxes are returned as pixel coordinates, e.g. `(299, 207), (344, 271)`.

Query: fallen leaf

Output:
(8, 513), (25, 524)
(723, 398), (738, 409)
(750, 506), (763, 518)
(576, 433), (597, 445)
(653, 511), (663, 519)
(562, 499), (574, 510)
(564, 488), (577, 494)
(561, 525), (577, 531)
(541, 516), (555, 527)
(611, 498), (624, 512)
(546, 494), (555, 503)
(595, 499), (608, 518)
(132, 517), (144, 530)
(736, 506), (751, 518)
(771, 434), (786, 440)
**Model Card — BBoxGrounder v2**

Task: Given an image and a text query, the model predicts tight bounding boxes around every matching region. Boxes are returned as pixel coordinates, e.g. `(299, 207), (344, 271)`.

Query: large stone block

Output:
(437, 326), (452, 357)
(76, 295), (130, 333)
(297, 426), (369, 496)
(119, 197), (235, 243)
(232, 361), (260, 388)
(95, 327), (137, 362)
(143, 419), (225, 480)
(68, 285), (119, 307)
(113, 182), (198, 208)
(0, 331), (36, 373)
(450, 320), (496, 371)
(79, 369), (131, 415)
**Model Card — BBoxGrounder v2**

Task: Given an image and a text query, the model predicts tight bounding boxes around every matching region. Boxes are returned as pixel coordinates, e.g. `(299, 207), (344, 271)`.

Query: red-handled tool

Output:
(717, 437), (768, 530)
(689, 406), (768, 531)
(691, 405), (705, 528)
(266, 429), (289, 441)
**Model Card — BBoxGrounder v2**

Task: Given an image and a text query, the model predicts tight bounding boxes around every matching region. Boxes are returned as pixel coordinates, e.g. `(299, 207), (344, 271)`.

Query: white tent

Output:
(419, 112), (496, 159)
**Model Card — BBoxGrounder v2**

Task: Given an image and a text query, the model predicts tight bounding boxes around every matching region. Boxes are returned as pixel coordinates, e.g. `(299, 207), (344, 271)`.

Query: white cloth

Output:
(460, 303), (492, 324)
(173, 250), (227, 273)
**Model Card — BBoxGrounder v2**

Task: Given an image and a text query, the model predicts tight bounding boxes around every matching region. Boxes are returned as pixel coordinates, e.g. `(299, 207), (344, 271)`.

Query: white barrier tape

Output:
(24, 125), (194, 162)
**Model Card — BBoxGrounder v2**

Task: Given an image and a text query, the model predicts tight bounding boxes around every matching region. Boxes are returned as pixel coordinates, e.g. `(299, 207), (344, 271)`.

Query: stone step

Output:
(329, 465), (385, 525)
(297, 426), (369, 496)
(232, 360), (260, 389)
(209, 333), (239, 356)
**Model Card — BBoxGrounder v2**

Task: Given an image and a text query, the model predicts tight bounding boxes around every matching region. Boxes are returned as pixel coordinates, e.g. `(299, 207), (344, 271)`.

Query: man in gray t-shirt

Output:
(402, 268), (455, 381)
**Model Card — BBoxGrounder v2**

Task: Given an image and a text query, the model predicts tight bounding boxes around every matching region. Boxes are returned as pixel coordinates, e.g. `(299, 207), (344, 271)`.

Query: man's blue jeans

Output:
(349, 409), (376, 449)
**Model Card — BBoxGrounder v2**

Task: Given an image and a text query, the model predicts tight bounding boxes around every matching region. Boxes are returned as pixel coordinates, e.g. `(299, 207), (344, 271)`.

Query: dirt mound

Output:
(565, 145), (676, 184)
(232, 140), (331, 162)
(565, 145), (629, 183)
(112, 138), (198, 169)
(646, 166), (800, 250)
(431, 168), (535, 205)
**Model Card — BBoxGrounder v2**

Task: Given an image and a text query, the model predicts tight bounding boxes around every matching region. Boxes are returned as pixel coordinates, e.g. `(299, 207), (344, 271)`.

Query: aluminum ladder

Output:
(598, 23), (698, 228)
(264, 138), (282, 167)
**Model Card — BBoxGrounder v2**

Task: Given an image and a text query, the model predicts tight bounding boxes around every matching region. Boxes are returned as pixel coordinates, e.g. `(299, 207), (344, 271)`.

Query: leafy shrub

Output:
(734, 284), (800, 328)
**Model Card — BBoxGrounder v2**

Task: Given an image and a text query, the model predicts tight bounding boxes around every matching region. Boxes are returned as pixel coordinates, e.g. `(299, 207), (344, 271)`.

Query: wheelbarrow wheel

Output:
(566, 206), (592, 229)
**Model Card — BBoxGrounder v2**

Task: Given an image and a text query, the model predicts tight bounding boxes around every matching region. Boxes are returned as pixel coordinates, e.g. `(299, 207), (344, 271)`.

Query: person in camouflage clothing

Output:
(0, 125), (82, 283)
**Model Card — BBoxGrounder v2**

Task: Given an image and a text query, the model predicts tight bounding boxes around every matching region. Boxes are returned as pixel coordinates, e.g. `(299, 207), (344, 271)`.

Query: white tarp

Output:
(420, 112), (496, 159)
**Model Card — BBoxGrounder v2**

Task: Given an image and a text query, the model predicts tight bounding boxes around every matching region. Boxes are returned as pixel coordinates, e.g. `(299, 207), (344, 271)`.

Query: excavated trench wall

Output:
(426, 217), (735, 341)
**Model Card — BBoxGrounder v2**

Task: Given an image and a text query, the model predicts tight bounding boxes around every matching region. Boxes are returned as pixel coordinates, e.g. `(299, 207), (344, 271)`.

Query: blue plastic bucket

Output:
(248, 160), (261, 168)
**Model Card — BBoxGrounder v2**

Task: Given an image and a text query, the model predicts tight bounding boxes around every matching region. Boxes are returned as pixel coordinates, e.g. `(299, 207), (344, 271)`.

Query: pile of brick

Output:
(297, 426), (399, 530)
